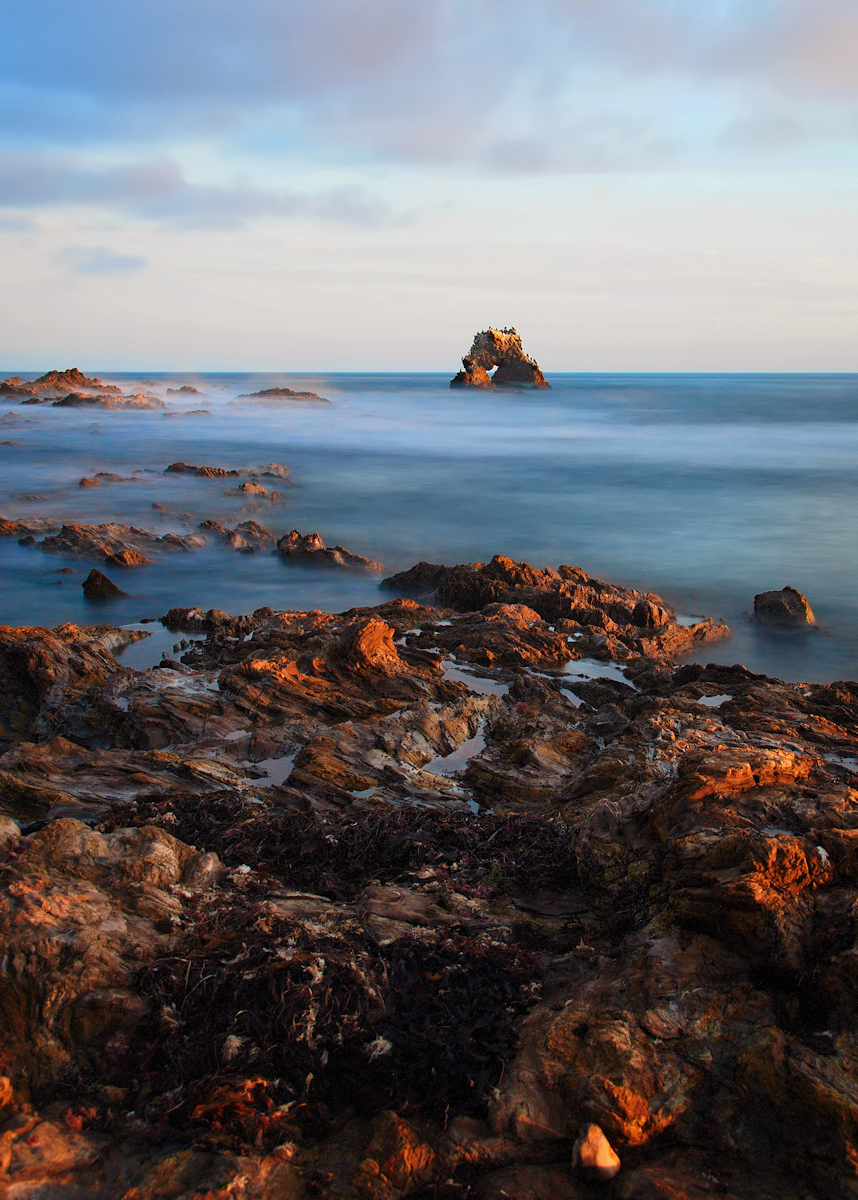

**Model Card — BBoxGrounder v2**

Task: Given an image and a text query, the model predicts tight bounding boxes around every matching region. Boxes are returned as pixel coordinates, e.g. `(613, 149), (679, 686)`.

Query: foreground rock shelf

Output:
(1, 557), (858, 1198)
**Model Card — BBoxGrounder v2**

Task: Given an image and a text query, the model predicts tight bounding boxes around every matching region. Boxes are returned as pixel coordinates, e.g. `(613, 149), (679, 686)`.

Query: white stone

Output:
(0, 816), (21, 853)
(572, 1123), (621, 1181)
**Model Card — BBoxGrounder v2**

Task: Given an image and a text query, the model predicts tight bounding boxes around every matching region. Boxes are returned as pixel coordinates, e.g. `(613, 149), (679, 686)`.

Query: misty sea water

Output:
(1, 370), (857, 683)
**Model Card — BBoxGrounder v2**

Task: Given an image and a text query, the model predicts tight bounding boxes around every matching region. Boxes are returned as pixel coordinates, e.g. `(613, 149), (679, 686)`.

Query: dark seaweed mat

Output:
(100, 791), (580, 901)
(91, 796), (568, 1148)
(112, 904), (538, 1150)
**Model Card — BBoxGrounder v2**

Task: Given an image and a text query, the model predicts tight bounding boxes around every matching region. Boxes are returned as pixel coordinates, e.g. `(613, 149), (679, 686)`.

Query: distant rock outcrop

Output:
(0, 368), (122, 399)
(234, 387), (329, 404)
(450, 328), (550, 390)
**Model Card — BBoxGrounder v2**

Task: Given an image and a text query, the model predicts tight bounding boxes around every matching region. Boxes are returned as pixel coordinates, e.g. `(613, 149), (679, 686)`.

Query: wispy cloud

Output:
(0, 154), (396, 228)
(57, 246), (147, 274)
(0, 0), (855, 175)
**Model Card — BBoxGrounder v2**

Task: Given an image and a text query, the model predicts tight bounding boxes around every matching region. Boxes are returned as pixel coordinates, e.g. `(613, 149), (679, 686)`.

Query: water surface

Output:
(1, 371), (856, 683)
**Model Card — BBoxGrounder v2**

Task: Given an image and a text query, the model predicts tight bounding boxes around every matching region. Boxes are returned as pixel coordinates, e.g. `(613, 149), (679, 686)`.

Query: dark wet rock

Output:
(163, 407), (212, 417)
(451, 327), (550, 390)
(277, 529), (384, 572)
(78, 476), (101, 487)
(166, 385), (203, 394)
(0, 439), (21, 446)
(384, 554), (728, 661)
(753, 585), (816, 627)
(82, 569), (126, 600)
(165, 461), (241, 478)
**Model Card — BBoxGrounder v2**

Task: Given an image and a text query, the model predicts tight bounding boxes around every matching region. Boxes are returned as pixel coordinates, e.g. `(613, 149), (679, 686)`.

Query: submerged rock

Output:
(52, 390), (165, 410)
(450, 327), (550, 390)
(753, 585), (816, 627)
(81, 568), (126, 599)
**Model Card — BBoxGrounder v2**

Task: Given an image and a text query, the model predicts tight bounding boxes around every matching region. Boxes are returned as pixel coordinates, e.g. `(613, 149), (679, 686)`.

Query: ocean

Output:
(1, 370), (857, 683)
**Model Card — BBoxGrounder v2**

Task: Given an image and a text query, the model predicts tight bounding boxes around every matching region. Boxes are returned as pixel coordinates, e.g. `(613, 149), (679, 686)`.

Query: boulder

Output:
(450, 328), (550, 390)
(571, 1124), (620, 1181)
(82, 569), (126, 600)
(753, 586), (815, 627)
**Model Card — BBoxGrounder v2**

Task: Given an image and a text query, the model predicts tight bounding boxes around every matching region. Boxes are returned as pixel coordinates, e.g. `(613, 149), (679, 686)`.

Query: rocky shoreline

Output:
(1, 552), (858, 1198)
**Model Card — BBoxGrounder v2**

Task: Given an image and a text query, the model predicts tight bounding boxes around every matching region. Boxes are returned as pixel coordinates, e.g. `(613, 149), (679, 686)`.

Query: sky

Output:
(1, 0), (856, 371)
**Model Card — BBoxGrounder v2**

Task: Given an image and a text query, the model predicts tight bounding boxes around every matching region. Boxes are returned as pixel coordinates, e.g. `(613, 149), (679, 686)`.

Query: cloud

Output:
(0, 0), (855, 180)
(57, 246), (147, 274)
(0, 153), (396, 228)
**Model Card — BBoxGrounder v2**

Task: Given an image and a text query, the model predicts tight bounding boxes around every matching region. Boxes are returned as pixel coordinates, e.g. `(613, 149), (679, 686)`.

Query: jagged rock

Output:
(166, 385), (202, 394)
(78, 476), (101, 487)
(32, 367), (121, 394)
(450, 328), (550, 390)
(277, 530), (384, 573)
(82, 569), (126, 600)
(753, 586), (816, 627)
(571, 1124), (620, 1181)
(384, 555), (728, 661)
(37, 522), (203, 560)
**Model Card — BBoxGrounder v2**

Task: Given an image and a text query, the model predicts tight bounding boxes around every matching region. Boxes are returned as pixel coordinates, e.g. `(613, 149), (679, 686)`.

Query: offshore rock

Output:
(37, 522), (204, 560)
(51, 391), (165, 410)
(754, 585), (816, 627)
(450, 327), (550, 390)
(277, 529), (384, 573)
(234, 386), (329, 403)
(166, 462), (242, 478)
(32, 367), (121, 395)
(0, 375), (37, 398)
(82, 569), (126, 600)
